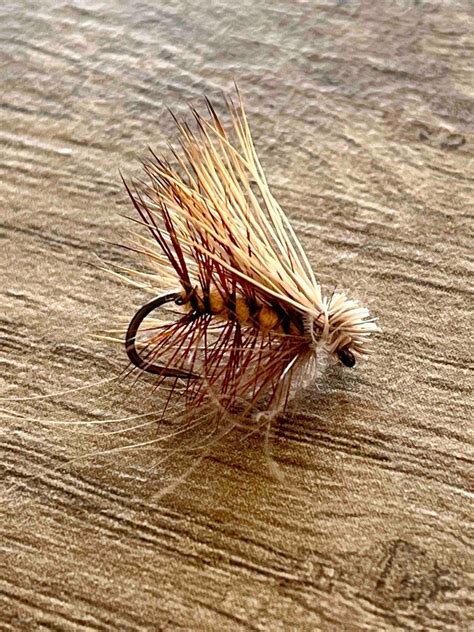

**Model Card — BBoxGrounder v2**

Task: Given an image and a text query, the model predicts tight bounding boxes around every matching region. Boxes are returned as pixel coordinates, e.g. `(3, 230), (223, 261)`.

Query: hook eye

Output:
(125, 291), (200, 379)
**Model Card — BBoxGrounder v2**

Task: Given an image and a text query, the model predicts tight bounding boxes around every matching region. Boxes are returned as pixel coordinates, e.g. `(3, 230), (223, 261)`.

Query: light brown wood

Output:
(1, 2), (472, 630)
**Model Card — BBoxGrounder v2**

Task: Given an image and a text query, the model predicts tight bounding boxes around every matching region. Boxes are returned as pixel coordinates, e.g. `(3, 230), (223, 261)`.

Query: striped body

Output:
(182, 288), (303, 336)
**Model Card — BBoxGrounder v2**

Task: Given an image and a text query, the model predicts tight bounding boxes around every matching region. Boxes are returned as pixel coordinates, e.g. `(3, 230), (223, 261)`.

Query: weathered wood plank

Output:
(1, 1), (473, 630)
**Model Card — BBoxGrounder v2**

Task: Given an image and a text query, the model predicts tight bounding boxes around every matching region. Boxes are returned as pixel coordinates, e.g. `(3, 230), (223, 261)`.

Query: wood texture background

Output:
(1, 1), (473, 630)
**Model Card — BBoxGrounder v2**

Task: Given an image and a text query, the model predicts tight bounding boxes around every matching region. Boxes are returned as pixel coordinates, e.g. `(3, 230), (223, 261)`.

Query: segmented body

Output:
(182, 287), (304, 336)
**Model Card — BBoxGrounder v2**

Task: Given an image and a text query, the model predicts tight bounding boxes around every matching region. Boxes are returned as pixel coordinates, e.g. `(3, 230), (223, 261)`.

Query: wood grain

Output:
(1, 1), (473, 630)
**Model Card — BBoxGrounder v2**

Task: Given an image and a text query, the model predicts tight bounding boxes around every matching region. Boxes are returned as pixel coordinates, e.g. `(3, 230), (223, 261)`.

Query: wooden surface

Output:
(1, 1), (473, 630)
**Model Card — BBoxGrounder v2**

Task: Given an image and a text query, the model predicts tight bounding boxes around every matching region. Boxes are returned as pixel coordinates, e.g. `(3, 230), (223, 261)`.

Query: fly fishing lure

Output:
(123, 92), (378, 424)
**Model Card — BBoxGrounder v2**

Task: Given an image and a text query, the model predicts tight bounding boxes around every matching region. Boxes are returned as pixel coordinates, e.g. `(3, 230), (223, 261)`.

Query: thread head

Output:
(337, 347), (356, 368)
(321, 291), (380, 365)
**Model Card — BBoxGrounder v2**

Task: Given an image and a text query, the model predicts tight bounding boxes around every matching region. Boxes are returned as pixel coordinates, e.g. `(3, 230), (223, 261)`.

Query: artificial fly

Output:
(122, 91), (379, 425)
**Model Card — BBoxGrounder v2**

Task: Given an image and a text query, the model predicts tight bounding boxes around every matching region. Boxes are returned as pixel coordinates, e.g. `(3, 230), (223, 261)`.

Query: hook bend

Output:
(125, 291), (199, 379)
